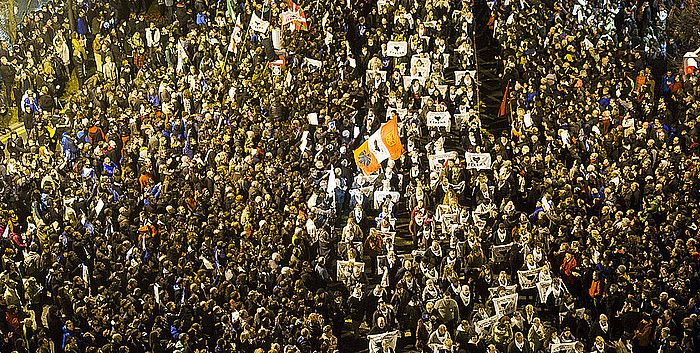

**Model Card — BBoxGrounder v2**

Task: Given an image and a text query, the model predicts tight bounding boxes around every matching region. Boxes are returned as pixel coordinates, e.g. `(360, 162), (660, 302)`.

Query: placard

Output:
(491, 243), (513, 262)
(488, 285), (518, 297)
(551, 342), (578, 353)
(474, 315), (502, 338)
(517, 267), (542, 289)
(386, 41), (408, 57)
(250, 13), (270, 33)
(386, 108), (408, 121)
(304, 58), (322, 69)
(403, 75), (427, 90)
(465, 152), (492, 170)
(493, 293), (518, 316)
(373, 191), (400, 209)
(337, 260), (365, 282)
(366, 70), (387, 83)
(410, 55), (432, 77)
(428, 151), (458, 172)
(536, 280), (552, 303)
(368, 330), (399, 353)
(454, 70), (477, 85)
(338, 241), (364, 257)
(426, 112), (451, 128)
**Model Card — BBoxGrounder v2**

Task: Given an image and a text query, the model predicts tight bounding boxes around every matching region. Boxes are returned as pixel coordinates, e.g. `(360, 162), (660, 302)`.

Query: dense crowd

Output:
(0, 0), (699, 352)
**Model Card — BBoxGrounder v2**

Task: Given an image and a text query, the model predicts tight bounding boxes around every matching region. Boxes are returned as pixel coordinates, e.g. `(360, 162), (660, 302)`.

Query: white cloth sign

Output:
(250, 13), (270, 33)
(474, 315), (502, 338)
(336, 260), (364, 282)
(517, 267), (542, 289)
(271, 28), (282, 49)
(454, 70), (477, 85)
(385, 41), (408, 57)
(304, 58), (322, 69)
(368, 330), (399, 353)
(428, 151), (458, 172)
(386, 108), (408, 121)
(536, 280), (552, 303)
(550, 342), (578, 353)
(493, 293), (519, 316)
(464, 152), (492, 170)
(426, 112), (452, 128)
(491, 242), (513, 262)
(373, 191), (400, 209)
(488, 285), (518, 297)
(410, 55), (432, 77)
(308, 113), (319, 125)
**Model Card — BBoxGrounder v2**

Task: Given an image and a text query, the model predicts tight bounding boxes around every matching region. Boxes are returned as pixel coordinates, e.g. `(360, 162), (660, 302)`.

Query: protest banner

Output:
(464, 152), (492, 170)
(428, 151), (458, 172)
(250, 13), (270, 33)
(410, 55), (432, 77)
(386, 108), (408, 121)
(488, 285), (518, 297)
(369, 228), (396, 249)
(368, 330), (399, 353)
(304, 58), (322, 69)
(493, 293), (519, 316)
(517, 267), (542, 289)
(491, 243), (513, 262)
(373, 191), (400, 209)
(377, 254), (409, 275)
(474, 314), (502, 338)
(536, 280), (552, 303)
(426, 112), (452, 128)
(337, 260), (364, 282)
(386, 41), (408, 57)
(550, 342), (578, 353)
(366, 70), (387, 83)
(454, 70), (477, 84)
(402, 75), (427, 90)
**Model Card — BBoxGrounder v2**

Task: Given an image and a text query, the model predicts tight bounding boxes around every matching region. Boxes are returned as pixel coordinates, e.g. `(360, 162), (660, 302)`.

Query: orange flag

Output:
(354, 116), (404, 175)
(380, 116), (404, 160)
(354, 140), (381, 175)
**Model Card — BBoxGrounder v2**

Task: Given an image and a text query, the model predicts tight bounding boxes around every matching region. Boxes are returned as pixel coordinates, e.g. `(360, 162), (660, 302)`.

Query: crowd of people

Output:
(0, 0), (699, 352)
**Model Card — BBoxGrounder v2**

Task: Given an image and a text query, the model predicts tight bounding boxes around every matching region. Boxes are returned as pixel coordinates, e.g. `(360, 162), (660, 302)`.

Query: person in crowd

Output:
(1, 0), (700, 352)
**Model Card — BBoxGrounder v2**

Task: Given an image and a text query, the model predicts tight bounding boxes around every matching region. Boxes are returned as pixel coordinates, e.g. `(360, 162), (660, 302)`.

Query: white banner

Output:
(536, 280), (552, 303)
(385, 41), (408, 57)
(304, 58), (323, 69)
(410, 55), (432, 77)
(368, 330), (399, 353)
(337, 260), (364, 282)
(493, 293), (518, 317)
(491, 242), (513, 262)
(386, 108), (408, 121)
(428, 151), (458, 172)
(426, 112), (451, 128)
(517, 267), (542, 289)
(454, 70), (477, 85)
(551, 342), (578, 353)
(464, 152), (492, 170)
(474, 314), (502, 338)
(366, 70), (387, 83)
(280, 11), (304, 26)
(250, 13), (270, 33)
(373, 191), (400, 209)
(403, 75), (427, 90)
(488, 285), (518, 297)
